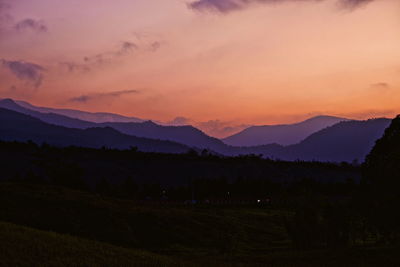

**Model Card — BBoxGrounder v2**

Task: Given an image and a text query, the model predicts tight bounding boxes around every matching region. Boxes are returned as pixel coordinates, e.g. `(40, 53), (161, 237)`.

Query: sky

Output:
(0, 0), (399, 137)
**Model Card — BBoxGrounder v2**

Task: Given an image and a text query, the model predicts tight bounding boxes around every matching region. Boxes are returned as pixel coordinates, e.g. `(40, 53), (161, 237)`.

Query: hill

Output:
(0, 108), (190, 153)
(15, 99), (144, 123)
(0, 99), (391, 162)
(0, 140), (361, 188)
(252, 119), (391, 162)
(223, 116), (349, 146)
(0, 99), (228, 152)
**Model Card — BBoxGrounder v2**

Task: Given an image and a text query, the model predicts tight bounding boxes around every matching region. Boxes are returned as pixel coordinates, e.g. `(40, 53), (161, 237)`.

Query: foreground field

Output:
(0, 183), (399, 266)
(0, 221), (179, 267)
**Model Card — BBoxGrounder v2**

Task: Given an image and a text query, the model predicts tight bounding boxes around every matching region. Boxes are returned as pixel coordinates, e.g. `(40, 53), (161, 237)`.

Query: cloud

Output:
(339, 109), (396, 119)
(188, 0), (376, 13)
(0, 1), (48, 34)
(0, 0), (12, 30)
(371, 82), (390, 89)
(166, 116), (194, 126)
(337, 0), (374, 10)
(59, 61), (91, 73)
(165, 117), (250, 138)
(0, 59), (45, 88)
(120, 41), (138, 54)
(14, 18), (48, 33)
(61, 41), (139, 73)
(150, 41), (162, 52)
(196, 119), (250, 138)
(61, 38), (163, 74)
(188, 0), (242, 13)
(69, 89), (140, 103)
(86, 41), (138, 62)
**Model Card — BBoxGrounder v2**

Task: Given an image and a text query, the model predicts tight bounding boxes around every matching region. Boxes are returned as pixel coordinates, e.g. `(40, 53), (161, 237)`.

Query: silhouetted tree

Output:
(362, 115), (400, 243)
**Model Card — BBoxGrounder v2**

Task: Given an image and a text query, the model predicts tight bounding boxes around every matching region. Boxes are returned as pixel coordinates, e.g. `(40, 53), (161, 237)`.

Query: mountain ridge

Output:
(0, 107), (190, 153)
(223, 115), (350, 146)
(0, 99), (392, 162)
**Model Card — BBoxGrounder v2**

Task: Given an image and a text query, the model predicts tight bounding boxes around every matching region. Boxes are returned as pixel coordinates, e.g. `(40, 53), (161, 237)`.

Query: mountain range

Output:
(223, 116), (349, 146)
(0, 108), (189, 153)
(0, 99), (227, 152)
(15, 100), (144, 123)
(0, 98), (393, 162)
(258, 119), (391, 162)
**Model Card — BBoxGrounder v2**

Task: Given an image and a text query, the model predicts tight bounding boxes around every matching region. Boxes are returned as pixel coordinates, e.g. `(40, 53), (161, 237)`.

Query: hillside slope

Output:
(261, 119), (391, 162)
(0, 221), (178, 267)
(0, 108), (190, 153)
(15, 99), (144, 123)
(223, 116), (349, 146)
(0, 99), (228, 152)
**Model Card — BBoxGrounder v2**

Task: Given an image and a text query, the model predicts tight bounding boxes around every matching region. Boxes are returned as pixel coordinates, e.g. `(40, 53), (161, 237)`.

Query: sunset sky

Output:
(0, 0), (399, 132)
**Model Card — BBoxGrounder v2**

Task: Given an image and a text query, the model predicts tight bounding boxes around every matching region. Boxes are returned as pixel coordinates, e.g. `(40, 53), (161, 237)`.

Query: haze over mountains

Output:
(0, 98), (392, 162)
(261, 119), (391, 162)
(0, 108), (189, 153)
(16, 100), (145, 123)
(17, 100), (247, 138)
(0, 99), (227, 152)
(223, 116), (349, 146)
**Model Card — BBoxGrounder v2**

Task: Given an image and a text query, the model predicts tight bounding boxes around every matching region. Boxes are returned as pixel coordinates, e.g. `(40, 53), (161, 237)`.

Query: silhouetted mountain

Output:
(223, 116), (349, 146)
(15, 99), (144, 123)
(0, 108), (190, 153)
(98, 121), (229, 153)
(258, 119), (391, 162)
(0, 98), (95, 128)
(0, 99), (391, 162)
(0, 99), (229, 152)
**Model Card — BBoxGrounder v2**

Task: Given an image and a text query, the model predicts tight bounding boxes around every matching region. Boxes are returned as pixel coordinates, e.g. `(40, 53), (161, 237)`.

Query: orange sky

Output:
(0, 0), (399, 127)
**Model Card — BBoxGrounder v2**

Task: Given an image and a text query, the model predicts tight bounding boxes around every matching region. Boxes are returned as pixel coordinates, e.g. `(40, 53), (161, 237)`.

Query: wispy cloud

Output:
(61, 41), (139, 73)
(14, 18), (48, 33)
(149, 41), (162, 52)
(165, 116), (250, 138)
(371, 82), (390, 89)
(61, 37), (162, 74)
(188, 0), (376, 14)
(196, 119), (250, 138)
(337, 0), (374, 10)
(0, 1), (48, 35)
(0, 59), (45, 88)
(69, 89), (140, 103)
(0, 0), (12, 31)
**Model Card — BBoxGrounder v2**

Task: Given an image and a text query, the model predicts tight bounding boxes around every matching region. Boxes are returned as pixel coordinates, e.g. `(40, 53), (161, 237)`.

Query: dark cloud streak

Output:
(0, 59), (45, 88)
(69, 90), (140, 103)
(0, 1), (48, 34)
(371, 82), (389, 89)
(0, 0), (12, 30)
(14, 18), (48, 33)
(61, 39), (161, 74)
(188, 0), (376, 13)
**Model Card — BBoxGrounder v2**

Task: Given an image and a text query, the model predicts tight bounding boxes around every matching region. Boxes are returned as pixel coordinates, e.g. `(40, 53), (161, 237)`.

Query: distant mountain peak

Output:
(142, 120), (157, 125)
(0, 98), (18, 105)
(223, 115), (350, 147)
(303, 115), (347, 122)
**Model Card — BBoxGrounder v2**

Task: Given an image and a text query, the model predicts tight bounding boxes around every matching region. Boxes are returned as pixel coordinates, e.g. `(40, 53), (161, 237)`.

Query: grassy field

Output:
(0, 221), (180, 267)
(0, 182), (399, 266)
(0, 183), (290, 253)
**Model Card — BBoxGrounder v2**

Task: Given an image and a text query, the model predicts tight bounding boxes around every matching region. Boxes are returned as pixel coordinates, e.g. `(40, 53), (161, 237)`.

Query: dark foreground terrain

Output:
(1, 115), (400, 266)
(0, 182), (399, 267)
